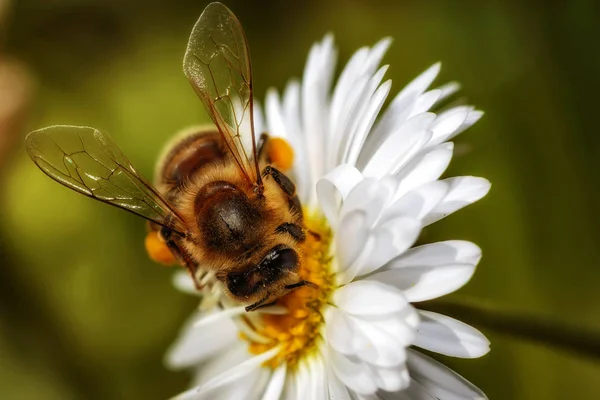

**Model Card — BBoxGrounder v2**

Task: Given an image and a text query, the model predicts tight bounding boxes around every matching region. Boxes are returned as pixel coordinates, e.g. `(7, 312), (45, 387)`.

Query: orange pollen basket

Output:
(241, 213), (333, 370)
(145, 230), (176, 266)
(267, 137), (295, 171)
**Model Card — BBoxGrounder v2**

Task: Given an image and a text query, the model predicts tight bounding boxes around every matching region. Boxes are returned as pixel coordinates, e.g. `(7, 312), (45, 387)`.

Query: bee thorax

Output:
(195, 181), (263, 255)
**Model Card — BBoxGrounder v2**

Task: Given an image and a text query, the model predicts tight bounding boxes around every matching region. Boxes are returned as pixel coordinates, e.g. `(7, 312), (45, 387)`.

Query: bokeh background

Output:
(1, 0), (599, 398)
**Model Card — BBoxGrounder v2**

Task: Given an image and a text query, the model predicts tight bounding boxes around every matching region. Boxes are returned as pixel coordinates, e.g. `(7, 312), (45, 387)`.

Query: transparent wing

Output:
(25, 125), (187, 234)
(183, 2), (261, 187)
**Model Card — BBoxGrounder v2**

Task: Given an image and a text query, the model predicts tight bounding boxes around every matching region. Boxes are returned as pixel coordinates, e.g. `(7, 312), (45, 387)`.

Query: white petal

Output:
(181, 344), (257, 400)
(190, 343), (246, 382)
(353, 394), (379, 400)
(415, 311), (490, 358)
(192, 306), (248, 328)
(334, 280), (410, 316)
(261, 366), (287, 400)
(330, 39), (391, 165)
(166, 310), (238, 369)
(434, 81), (461, 103)
(336, 178), (401, 275)
(336, 209), (370, 276)
(282, 80), (302, 140)
(387, 240), (481, 270)
(293, 358), (328, 400)
(358, 90), (419, 169)
(326, 365), (352, 400)
(342, 71), (392, 167)
(333, 74), (370, 164)
(367, 306), (420, 347)
(384, 180), (449, 221)
(362, 113), (435, 178)
(215, 370), (267, 400)
(407, 349), (488, 399)
(352, 316), (409, 367)
(316, 164), (363, 226)
(173, 368), (265, 400)
(282, 369), (297, 400)
(330, 350), (378, 395)
(248, 369), (273, 400)
(347, 215), (421, 280)
(307, 358), (329, 400)
(359, 63), (440, 168)
(281, 81), (311, 204)
(293, 361), (311, 400)
(266, 82), (309, 205)
(365, 37), (393, 72)
(395, 142), (454, 198)
(339, 177), (397, 228)
(408, 89), (441, 118)
(197, 346), (280, 395)
(374, 216), (421, 271)
(325, 306), (361, 356)
(266, 88), (288, 140)
(428, 106), (472, 147)
(382, 379), (437, 400)
(449, 110), (484, 140)
(326, 306), (410, 368)
(368, 363), (411, 392)
(172, 271), (199, 296)
(302, 34), (337, 205)
(330, 47), (369, 156)
(424, 177), (491, 226)
(399, 63), (441, 98)
(369, 240), (481, 302)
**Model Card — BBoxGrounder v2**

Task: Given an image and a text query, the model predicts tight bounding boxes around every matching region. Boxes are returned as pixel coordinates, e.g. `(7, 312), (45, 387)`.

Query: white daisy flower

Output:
(167, 35), (491, 400)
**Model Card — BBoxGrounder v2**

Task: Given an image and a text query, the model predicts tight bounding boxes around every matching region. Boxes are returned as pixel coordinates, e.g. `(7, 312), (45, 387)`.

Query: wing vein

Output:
(183, 2), (261, 189)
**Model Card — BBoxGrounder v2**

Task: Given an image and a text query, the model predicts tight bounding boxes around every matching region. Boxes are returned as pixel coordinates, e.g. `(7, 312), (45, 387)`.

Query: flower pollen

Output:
(241, 212), (333, 370)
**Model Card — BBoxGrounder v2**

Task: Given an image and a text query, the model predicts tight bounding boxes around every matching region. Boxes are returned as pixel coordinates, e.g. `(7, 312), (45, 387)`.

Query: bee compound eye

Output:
(226, 271), (251, 297)
(273, 247), (298, 271)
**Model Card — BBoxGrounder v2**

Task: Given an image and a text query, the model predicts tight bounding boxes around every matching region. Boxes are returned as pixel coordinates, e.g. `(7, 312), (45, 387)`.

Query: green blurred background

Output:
(1, 0), (599, 398)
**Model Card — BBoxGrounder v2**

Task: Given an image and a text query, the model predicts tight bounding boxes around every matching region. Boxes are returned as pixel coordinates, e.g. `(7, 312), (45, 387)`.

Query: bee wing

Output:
(26, 125), (187, 234)
(183, 2), (261, 187)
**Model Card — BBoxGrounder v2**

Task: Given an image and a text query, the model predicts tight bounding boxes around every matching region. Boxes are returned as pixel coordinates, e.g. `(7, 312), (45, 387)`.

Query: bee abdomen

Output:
(159, 129), (225, 188)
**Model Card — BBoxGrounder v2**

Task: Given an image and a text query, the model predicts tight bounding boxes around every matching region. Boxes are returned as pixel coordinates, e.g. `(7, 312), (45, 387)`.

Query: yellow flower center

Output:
(240, 212), (333, 370)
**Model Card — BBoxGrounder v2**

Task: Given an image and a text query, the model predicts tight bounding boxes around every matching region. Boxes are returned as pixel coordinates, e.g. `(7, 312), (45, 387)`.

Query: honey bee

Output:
(25, 2), (313, 312)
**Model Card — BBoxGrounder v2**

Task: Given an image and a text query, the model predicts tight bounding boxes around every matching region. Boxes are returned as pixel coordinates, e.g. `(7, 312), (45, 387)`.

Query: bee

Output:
(25, 2), (314, 312)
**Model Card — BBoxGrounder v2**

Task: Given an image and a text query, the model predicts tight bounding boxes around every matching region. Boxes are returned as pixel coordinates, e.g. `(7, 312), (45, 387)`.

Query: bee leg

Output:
(245, 294), (273, 312)
(263, 165), (304, 219)
(285, 280), (318, 290)
(276, 222), (306, 242)
(160, 227), (200, 288)
(262, 165), (296, 196)
(250, 300), (279, 311)
(307, 230), (321, 240)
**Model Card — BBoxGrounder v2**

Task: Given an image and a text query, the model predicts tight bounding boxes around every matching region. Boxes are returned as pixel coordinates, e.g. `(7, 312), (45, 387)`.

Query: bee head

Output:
(221, 244), (300, 304)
